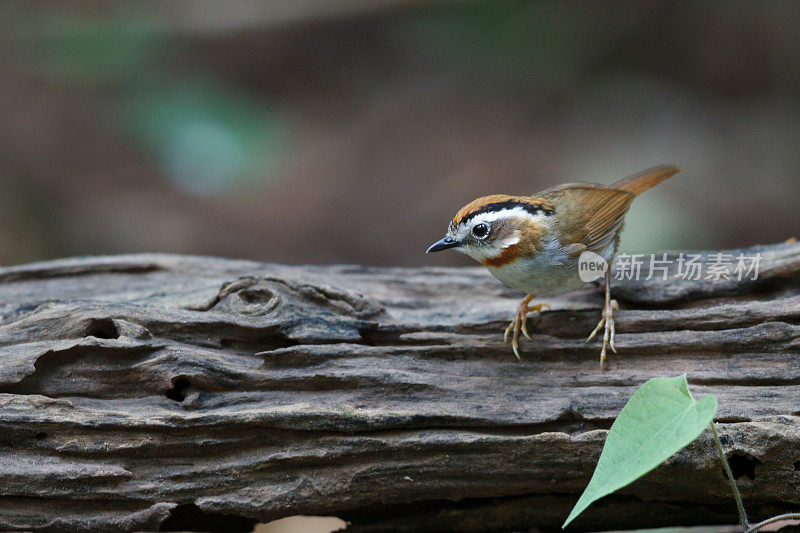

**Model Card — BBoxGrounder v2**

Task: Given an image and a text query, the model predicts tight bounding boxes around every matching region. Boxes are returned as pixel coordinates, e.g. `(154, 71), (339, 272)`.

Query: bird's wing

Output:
(536, 183), (636, 255)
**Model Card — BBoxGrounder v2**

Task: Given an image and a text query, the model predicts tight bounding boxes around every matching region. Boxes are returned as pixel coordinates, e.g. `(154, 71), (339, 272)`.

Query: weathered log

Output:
(0, 242), (798, 532)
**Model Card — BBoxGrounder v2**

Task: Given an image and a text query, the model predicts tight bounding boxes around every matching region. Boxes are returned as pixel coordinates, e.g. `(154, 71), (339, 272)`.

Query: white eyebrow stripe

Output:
(469, 207), (543, 225)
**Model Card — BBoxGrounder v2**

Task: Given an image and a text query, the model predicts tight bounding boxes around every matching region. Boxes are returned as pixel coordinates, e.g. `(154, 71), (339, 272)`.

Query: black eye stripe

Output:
(458, 200), (553, 226)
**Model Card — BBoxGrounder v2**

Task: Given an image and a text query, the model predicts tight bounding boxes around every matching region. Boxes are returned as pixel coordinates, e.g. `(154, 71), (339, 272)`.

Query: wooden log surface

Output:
(0, 242), (798, 532)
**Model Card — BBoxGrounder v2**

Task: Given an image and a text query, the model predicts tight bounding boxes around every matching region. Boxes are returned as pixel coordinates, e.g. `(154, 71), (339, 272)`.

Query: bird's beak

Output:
(426, 236), (459, 253)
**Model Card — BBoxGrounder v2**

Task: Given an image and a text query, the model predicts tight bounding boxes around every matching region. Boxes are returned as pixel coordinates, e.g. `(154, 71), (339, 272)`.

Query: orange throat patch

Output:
(482, 243), (522, 268)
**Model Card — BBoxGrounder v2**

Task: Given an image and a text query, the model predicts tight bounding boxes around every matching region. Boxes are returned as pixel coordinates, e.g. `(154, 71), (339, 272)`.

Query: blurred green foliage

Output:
(122, 82), (288, 195)
(1, 1), (797, 264)
(21, 9), (288, 195)
(28, 12), (163, 83)
(408, 1), (615, 89)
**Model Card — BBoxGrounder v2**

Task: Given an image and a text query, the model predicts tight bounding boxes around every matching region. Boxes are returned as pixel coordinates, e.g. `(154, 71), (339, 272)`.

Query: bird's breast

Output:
(485, 238), (586, 296)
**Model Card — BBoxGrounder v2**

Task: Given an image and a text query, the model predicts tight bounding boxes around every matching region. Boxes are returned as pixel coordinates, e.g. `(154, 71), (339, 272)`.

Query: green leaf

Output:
(562, 375), (717, 529)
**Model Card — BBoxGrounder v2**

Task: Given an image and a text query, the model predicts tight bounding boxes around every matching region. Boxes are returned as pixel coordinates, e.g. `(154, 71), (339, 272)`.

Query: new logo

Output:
(578, 251), (608, 282)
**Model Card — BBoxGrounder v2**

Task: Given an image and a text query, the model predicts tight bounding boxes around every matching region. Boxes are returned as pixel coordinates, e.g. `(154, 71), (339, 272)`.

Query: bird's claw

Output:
(504, 296), (549, 360)
(587, 299), (618, 369)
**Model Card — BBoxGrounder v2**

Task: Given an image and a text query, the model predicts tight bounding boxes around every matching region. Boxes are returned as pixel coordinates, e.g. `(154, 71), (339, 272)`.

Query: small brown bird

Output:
(426, 165), (680, 367)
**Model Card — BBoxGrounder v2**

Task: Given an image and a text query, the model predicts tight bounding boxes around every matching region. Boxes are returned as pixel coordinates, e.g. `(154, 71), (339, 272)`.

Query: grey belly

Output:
(488, 256), (587, 296)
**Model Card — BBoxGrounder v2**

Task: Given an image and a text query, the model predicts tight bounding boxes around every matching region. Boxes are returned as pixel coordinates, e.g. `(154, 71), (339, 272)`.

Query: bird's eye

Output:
(472, 223), (489, 239)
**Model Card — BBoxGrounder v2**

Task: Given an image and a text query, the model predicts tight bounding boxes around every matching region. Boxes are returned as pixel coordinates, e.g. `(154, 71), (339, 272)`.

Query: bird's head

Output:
(426, 195), (554, 267)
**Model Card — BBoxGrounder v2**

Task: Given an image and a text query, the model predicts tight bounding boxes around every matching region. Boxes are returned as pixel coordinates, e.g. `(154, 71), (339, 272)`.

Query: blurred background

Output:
(1, 0), (799, 268)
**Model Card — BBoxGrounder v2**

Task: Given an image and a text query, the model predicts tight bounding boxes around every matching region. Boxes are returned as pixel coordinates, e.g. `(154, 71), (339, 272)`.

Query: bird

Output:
(426, 165), (680, 368)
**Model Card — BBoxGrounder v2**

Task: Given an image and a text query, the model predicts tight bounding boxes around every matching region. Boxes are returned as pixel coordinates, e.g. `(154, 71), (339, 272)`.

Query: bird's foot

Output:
(587, 299), (619, 369)
(504, 295), (550, 360)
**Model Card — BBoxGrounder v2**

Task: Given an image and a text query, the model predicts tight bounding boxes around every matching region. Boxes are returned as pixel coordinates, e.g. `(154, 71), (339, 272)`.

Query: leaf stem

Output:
(744, 513), (800, 532)
(710, 421), (749, 530)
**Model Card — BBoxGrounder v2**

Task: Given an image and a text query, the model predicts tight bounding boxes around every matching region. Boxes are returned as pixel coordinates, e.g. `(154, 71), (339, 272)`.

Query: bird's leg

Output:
(504, 294), (550, 360)
(586, 269), (618, 369)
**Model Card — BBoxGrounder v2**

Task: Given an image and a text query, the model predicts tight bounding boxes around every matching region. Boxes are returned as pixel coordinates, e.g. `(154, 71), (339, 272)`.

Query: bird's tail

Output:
(612, 165), (680, 195)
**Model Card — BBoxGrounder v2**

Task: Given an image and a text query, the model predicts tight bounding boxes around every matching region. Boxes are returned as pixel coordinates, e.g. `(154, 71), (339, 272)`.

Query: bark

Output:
(0, 242), (798, 532)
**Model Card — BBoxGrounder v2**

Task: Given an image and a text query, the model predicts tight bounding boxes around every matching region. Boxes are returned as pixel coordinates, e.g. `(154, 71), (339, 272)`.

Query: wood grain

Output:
(0, 242), (798, 532)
